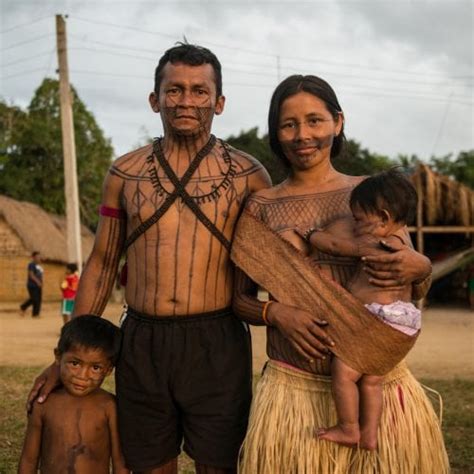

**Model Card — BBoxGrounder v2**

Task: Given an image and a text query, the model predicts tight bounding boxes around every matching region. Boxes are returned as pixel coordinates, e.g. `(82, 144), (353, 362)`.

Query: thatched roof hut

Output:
(0, 195), (95, 302)
(410, 165), (473, 306)
(0, 194), (94, 263)
(412, 164), (474, 227)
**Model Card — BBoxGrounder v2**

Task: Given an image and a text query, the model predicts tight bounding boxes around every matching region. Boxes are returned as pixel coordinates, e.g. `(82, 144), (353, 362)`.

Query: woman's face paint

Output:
(277, 91), (342, 171)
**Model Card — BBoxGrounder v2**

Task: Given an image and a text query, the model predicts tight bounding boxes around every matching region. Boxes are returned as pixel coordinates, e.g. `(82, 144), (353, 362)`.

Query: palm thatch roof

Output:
(0, 194), (94, 263)
(413, 164), (474, 226)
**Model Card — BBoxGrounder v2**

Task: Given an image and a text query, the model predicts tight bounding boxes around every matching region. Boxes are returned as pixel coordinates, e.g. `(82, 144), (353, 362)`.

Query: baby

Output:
(297, 169), (423, 450)
(18, 315), (129, 473)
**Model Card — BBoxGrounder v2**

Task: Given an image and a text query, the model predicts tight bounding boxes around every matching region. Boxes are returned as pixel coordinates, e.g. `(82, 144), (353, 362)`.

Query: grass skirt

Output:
(238, 361), (449, 474)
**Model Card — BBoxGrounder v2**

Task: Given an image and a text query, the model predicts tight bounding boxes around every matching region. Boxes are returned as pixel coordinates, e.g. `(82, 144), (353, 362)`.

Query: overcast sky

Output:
(1, 0), (473, 163)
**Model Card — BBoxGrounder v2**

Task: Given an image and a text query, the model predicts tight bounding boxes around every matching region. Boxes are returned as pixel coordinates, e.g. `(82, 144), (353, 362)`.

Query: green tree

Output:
(0, 78), (114, 229)
(332, 139), (395, 175)
(429, 151), (474, 188)
(226, 127), (287, 184)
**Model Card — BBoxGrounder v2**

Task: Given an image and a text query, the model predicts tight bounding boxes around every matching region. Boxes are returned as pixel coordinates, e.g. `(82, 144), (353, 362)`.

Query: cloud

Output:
(2, 0), (472, 161)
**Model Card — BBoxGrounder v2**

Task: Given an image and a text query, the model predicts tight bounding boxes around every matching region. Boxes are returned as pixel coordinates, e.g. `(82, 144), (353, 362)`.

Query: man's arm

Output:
(28, 270), (42, 287)
(26, 169), (125, 411)
(107, 398), (130, 474)
(18, 405), (43, 473)
(73, 171), (126, 316)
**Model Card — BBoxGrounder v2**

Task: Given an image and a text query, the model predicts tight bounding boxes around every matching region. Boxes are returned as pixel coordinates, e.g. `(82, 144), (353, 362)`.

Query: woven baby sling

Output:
(231, 211), (419, 376)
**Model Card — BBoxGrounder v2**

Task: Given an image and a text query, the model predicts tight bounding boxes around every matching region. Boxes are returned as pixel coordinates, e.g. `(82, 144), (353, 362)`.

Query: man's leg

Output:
(32, 287), (42, 316)
(358, 374), (383, 451)
(195, 462), (236, 474)
(134, 457), (177, 474)
(20, 288), (34, 314)
(178, 313), (252, 472)
(317, 357), (361, 447)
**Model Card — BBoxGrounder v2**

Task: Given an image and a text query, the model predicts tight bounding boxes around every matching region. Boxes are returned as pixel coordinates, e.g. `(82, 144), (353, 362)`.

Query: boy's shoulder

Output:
(89, 388), (117, 411)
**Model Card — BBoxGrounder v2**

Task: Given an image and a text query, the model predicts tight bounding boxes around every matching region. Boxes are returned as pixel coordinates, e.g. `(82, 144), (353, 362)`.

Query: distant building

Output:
(0, 195), (94, 302)
(410, 165), (473, 306)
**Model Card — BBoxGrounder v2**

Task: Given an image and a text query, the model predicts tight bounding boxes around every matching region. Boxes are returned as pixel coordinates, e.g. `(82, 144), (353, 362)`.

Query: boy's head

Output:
(32, 251), (41, 263)
(66, 263), (78, 274)
(350, 169), (418, 236)
(54, 316), (122, 396)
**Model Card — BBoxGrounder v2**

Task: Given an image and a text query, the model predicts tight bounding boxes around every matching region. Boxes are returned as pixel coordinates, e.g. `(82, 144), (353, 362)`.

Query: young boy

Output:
(60, 263), (79, 325)
(18, 316), (129, 473)
(297, 169), (423, 450)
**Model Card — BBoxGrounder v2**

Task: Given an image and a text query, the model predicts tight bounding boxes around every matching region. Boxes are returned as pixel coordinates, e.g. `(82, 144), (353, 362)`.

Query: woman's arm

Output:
(362, 227), (432, 296)
(233, 267), (334, 360)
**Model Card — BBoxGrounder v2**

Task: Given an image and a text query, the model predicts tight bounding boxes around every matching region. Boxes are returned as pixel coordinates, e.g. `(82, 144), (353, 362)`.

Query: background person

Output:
(60, 263), (79, 325)
(20, 251), (43, 318)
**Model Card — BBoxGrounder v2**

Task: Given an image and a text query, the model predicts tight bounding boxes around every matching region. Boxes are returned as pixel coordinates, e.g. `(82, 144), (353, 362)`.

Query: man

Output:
(27, 44), (271, 473)
(20, 251), (43, 317)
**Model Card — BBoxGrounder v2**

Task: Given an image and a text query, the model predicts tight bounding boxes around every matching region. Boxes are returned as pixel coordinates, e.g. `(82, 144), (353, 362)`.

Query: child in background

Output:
(60, 263), (79, 325)
(18, 316), (129, 474)
(297, 169), (423, 450)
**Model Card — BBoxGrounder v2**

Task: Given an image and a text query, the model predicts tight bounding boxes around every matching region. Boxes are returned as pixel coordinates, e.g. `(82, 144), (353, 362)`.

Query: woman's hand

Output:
(266, 302), (335, 361)
(362, 242), (432, 287)
(26, 363), (61, 412)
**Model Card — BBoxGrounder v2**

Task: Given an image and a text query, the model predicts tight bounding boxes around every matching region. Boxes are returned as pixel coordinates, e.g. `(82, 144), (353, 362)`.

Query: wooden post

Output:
(415, 166), (425, 309)
(56, 15), (82, 272)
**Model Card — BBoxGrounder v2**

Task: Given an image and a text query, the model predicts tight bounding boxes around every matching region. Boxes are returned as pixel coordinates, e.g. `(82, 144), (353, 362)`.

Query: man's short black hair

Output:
(154, 42), (222, 97)
(268, 74), (345, 169)
(32, 251), (40, 257)
(350, 168), (418, 225)
(57, 315), (122, 365)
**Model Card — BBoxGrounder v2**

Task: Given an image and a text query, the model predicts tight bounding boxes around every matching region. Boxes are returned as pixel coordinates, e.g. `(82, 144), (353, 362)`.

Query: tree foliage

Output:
(0, 78), (114, 229)
(225, 128), (473, 190)
(226, 127), (287, 184)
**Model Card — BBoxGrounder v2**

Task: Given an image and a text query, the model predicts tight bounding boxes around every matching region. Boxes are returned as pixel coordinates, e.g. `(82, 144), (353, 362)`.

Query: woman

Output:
(232, 75), (449, 473)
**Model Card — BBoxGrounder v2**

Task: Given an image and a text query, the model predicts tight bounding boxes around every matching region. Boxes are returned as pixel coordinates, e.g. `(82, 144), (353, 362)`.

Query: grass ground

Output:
(1, 367), (472, 473)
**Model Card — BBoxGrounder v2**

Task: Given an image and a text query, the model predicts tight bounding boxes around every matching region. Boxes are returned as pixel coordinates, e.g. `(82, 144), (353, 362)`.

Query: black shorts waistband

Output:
(126, 306), (234, 324)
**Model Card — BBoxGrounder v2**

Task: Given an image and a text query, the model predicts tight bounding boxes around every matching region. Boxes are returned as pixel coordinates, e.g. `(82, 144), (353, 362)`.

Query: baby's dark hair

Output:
(350, 168), (418, 225)
(57, 315), (122, 365)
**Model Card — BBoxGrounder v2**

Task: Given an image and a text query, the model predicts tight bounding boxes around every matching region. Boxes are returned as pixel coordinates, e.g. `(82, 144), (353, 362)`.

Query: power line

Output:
(65, 39), (472, 91)
(69, 15), (472, 81)
(1, 33), (55, 52)
(0, 16), (50, 35)
(71, 16), (178, 40)
(65, 69), (473, 105)
(2, 67), (49, 80)
(3, 51), (55, 68)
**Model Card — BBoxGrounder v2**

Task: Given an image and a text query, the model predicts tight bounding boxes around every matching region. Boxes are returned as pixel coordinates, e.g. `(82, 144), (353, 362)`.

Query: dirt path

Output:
(1, 302), (472, 379)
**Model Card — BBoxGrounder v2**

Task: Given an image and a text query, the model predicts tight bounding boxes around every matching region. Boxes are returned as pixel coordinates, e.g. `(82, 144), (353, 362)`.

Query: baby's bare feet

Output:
(359, 429), (378, 451)
(316, 424), (360, 448)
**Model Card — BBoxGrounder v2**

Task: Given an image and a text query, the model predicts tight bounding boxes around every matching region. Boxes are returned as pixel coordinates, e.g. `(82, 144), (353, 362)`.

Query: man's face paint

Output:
(151, 62), (225, 138)
(277, 91), (342, 170)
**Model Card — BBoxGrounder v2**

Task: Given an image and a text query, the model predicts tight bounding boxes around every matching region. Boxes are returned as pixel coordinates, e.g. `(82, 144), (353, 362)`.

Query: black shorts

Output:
(115, 307), (252, 471)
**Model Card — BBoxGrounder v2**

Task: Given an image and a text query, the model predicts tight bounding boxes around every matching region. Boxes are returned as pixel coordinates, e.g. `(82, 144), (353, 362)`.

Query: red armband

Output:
(99, 205), (126, 219)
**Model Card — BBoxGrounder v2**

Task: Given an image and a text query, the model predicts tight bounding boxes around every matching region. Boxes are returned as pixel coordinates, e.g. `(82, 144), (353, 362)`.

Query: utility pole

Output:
(56, 14), (82, 272)
(276, 55), (281, 82)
